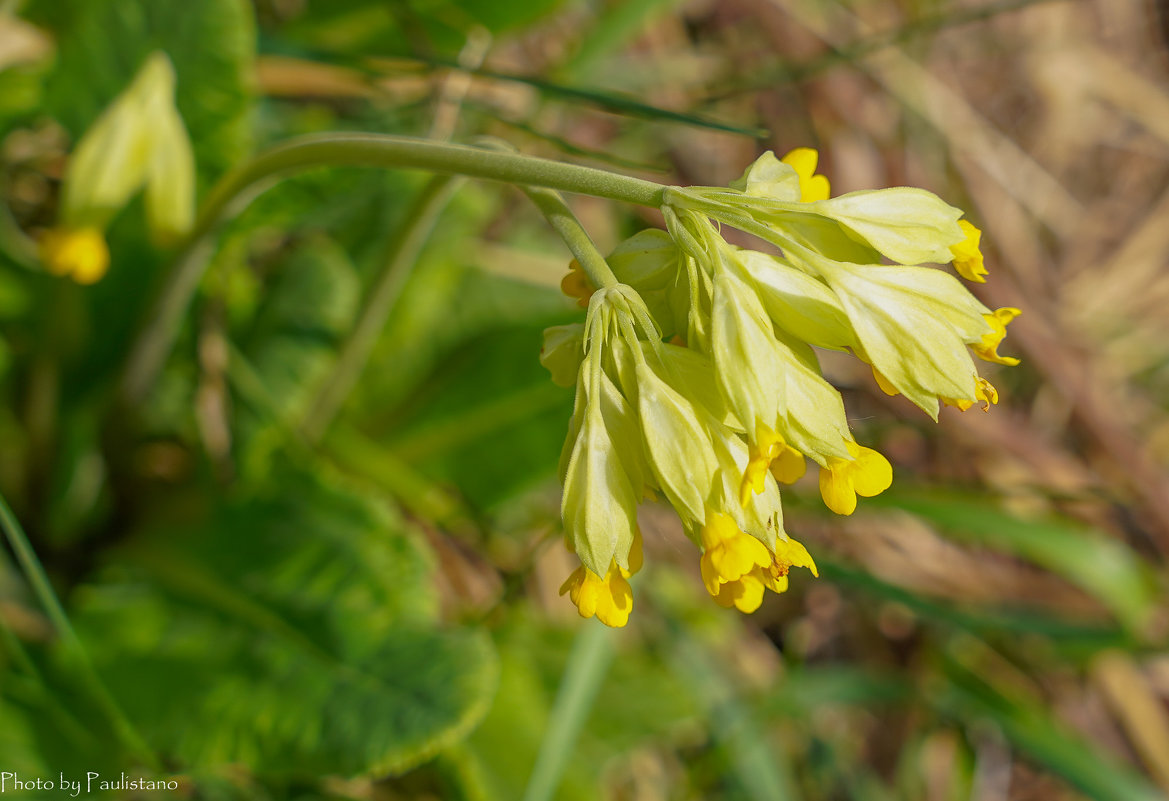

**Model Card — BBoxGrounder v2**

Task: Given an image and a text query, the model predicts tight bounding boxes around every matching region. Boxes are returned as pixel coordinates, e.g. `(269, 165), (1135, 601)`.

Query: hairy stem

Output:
(118, 134), (665, 406)
(522, 186), (618, 289)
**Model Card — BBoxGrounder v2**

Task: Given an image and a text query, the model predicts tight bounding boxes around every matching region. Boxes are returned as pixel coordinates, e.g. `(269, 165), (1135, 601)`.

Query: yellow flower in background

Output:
(39, 226), (109, 285)
(781, 147), (831, 202)
(43, 51), (195, 284)
(560, 259), (594, 308)
(950, 220), (988, 282)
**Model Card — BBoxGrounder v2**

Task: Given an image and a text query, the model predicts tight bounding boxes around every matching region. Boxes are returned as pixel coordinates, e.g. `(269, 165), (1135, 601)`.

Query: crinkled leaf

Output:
(68, 470), (497, 777)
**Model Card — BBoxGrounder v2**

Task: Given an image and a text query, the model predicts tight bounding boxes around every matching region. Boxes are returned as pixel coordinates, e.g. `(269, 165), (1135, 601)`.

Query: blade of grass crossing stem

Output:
(670, 625), (799, 801)
(521, 623), (616, 801)
(300, 174), (463, 442)
(0, 492), (159, 768)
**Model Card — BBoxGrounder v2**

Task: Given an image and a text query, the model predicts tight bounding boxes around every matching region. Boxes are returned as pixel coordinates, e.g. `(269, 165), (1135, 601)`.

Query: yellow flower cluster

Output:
(543, 149), (1019, 626)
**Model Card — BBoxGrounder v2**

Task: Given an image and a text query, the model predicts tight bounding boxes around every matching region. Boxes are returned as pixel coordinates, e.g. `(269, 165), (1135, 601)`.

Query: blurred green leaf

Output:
(445, 0), (569, 34)
(30, 0), (256, 185)
(237, 234), (360, 475)
(456, 614), (699, 801)
(877, 490), (1161, 632)
(66, 470), (498, 777)
(819, 559), (1132, 653)
(937, 637), (1164, 801)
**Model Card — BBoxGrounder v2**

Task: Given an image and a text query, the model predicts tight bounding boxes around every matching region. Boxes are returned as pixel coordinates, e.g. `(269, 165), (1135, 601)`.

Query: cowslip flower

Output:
(545, 147), (1018, 626)
(40, 51), (195, 284)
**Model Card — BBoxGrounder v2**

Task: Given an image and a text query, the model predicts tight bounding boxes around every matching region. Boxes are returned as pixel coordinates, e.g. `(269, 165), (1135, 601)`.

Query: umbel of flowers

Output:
(542, 149), (1019, 627)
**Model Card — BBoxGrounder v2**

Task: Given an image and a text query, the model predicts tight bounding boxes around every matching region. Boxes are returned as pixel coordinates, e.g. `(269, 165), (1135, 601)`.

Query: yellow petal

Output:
(974, 377), (998, 410)
(803, 174), (831, 203)
(700, 554), (723, 596)
(819, 462), (857, 515)
(560, 260), (595, 308)
(781, 147), (819, 180)
(760, 569), (789, 594)
(871, 366), (900, 397)
(781, 147), (831, 202)
(740, 426), (783, 504)
(595, 571), (633, 628)
(972, 307), (1021, 366)
(775, 536), (819, 577)
(40, 227), (110, 285)
(950, 220), (987, 283)
(626, 529), (644, 576)
(940, 396), (975, 411)
(850, 445), (893, 498)
(770, 446), (807, 484)
(715, 572), (766, 613)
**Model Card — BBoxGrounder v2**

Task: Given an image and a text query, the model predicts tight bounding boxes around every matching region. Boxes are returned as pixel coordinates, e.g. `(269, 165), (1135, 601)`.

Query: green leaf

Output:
(937, 637), (1164, 801)
(874, 490), (1161, 632)
(237, 234), (360, 474)
(30, 0), (256, 185)
(68, 470), (498, 777)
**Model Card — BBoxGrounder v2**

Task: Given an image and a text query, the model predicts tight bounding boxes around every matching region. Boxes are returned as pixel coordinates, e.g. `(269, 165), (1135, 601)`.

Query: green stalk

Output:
(521, 623), (616, 801)
(118, 134), (665, 406)
(522, 186), (619, 289)
(300, 175), (463, 442)
(0, 492), (159, 769)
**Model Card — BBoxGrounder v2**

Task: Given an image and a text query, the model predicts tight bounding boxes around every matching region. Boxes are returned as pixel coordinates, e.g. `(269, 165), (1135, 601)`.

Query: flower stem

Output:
(522, 186), (619, 289)
(521, 622), (616, 801)
(118, 134), (665, 407)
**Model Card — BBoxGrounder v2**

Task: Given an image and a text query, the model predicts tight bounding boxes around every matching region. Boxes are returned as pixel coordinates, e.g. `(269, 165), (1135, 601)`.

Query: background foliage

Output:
(2, 0), (1169, 799)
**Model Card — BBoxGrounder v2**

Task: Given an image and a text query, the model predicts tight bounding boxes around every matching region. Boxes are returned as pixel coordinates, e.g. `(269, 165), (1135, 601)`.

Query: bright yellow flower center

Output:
(971, 307), (1020, 366)
(949, 220), (987, 283)
(699, 513), (771, 596)
(781, 148), (831, 202)
(560, 259), (595, 308)
(39, 227), (110, 285)
(819, 441), (893, 516)
(559, 562), (633, 628)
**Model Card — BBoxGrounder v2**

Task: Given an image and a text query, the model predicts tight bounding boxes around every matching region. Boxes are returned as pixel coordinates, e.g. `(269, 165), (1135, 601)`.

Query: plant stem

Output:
(522, 186), (619, 289)
(300, 175), (463, 442)
(521, 623), (616, 801)
(118, 134), (665, 407)
(0, 491), (160, 769)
